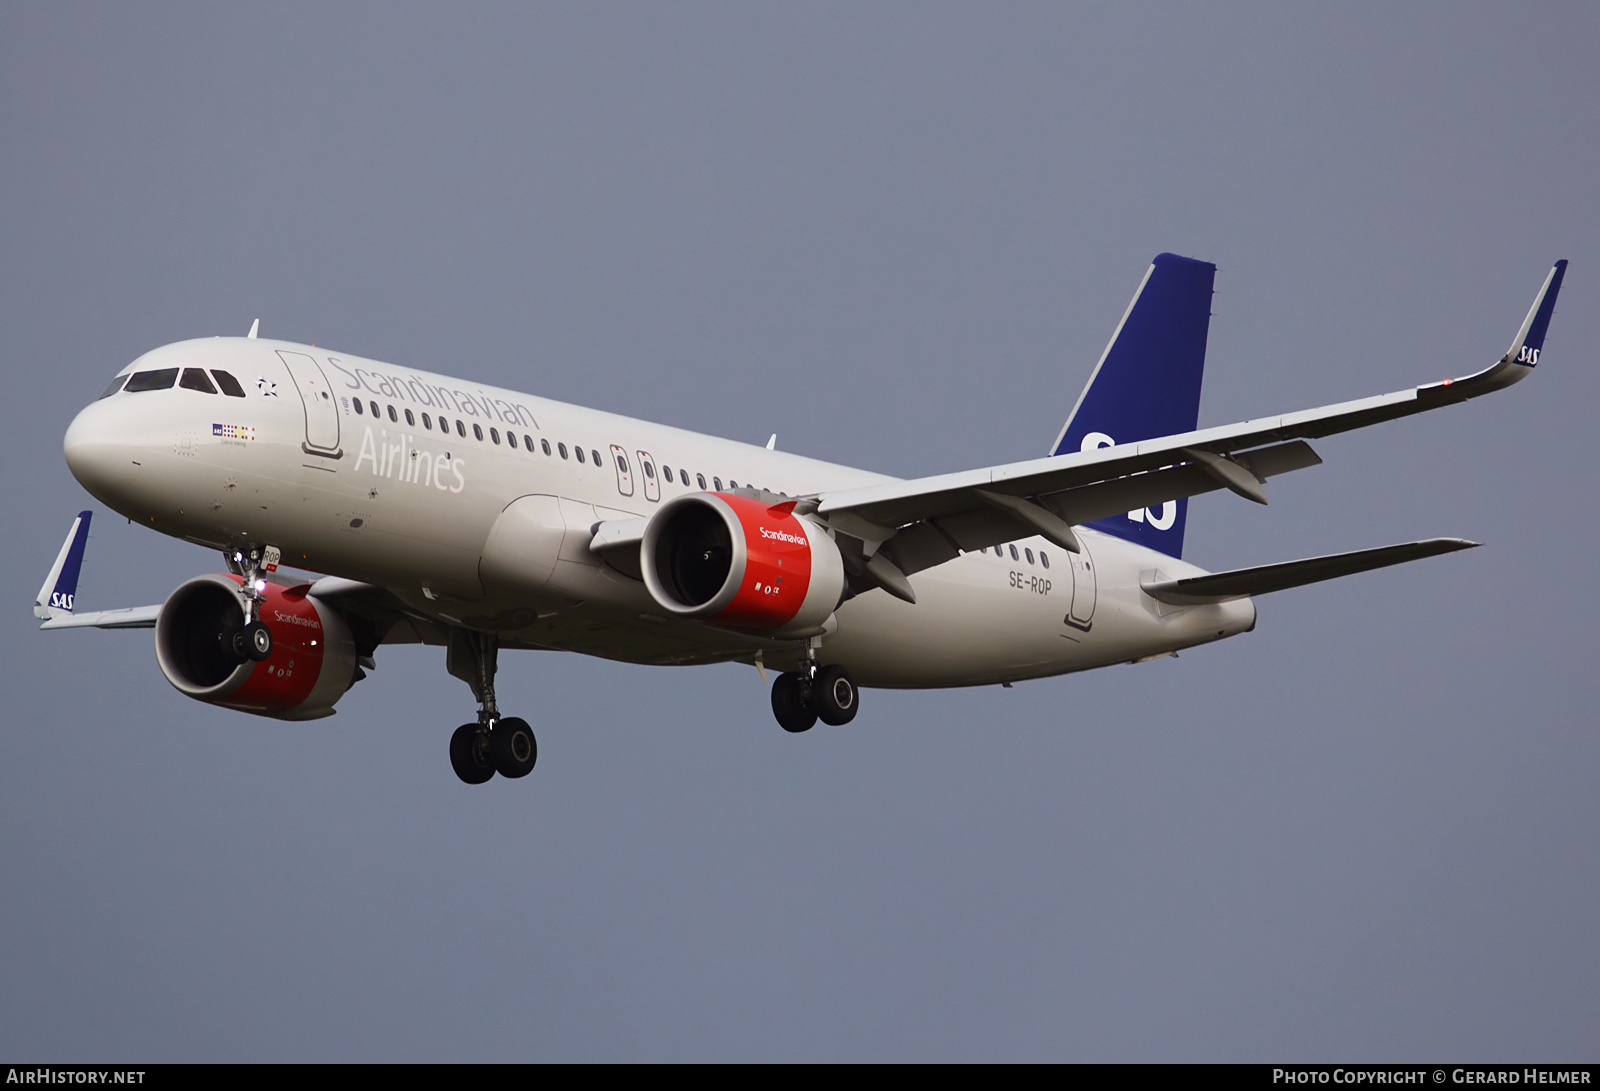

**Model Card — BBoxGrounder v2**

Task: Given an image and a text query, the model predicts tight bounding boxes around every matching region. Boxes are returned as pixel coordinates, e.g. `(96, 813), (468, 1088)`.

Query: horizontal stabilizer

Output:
(1141, 538), (1479, 605)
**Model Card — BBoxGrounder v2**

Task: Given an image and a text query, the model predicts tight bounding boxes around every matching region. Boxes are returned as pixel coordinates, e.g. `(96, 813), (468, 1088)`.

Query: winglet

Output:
(1507, 259), (1567, 364)
(35, 511), (92, 620)
(1421, 260), (1567, 402)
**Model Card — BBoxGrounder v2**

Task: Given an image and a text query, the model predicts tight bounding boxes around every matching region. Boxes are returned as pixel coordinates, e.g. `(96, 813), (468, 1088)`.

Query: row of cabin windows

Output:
(983, 543), (1050, 568)
(104, 368), (246, 398)
(98, 372), (774, 498)
(353, 398), (766, 495)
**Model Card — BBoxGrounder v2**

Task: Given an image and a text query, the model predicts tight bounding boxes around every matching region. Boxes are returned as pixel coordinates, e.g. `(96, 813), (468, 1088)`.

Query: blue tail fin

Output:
(35, 510), (92, 620)
(1049, 253), (1216, 558)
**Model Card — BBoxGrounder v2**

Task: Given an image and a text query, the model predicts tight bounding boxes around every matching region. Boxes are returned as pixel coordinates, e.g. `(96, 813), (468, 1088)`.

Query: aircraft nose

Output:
(63, 398), (130, 506)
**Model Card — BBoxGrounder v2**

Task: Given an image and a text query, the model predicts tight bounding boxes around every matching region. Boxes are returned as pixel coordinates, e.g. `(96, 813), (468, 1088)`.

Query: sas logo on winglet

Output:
(213, 423), (257, 441)
(1516, 346), (1540, 365)
(1081, 432), (1176, 530)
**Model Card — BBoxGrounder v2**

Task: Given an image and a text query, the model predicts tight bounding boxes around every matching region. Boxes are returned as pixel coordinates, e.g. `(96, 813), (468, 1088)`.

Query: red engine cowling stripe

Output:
(713, 494), (814, 631)
(225, 581), (326, 712)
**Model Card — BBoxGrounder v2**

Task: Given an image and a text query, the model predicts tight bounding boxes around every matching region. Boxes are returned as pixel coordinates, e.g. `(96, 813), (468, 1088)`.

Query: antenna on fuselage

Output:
(246, 319), (260, 339)
(766, 434), (777, 450)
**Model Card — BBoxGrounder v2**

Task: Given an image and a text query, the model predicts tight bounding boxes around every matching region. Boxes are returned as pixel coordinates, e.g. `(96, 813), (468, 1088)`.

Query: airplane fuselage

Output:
(63, 336), (1255, 688)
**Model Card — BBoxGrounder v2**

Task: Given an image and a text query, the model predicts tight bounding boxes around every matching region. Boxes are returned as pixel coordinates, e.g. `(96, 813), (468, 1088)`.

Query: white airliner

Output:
(38, 255), (1567, 784)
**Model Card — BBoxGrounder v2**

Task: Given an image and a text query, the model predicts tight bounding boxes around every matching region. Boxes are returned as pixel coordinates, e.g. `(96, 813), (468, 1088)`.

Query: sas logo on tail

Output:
(1081, 432), (1176, 531)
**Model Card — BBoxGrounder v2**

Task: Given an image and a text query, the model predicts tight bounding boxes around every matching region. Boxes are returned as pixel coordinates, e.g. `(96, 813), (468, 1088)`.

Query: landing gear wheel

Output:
(771, 671), (817, 733)
(813, 665), (859, 726)
(490, 717), (537, 778)
(235, 621), (273, 662)
(449, 723), (496, 784)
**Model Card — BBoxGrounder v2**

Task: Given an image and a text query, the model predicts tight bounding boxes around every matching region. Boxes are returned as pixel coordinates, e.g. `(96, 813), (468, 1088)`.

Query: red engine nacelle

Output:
(641, 492), (845, 637)
(154, 574), (359, 720)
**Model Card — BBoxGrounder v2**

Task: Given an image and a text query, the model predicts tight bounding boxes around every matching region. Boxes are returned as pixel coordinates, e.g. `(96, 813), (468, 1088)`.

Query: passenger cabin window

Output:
(591, 449), (601, 466)
(617, 453), (630, 474)
(1009, 545), (1019, 561)
(422, 412), (431, 429)
(210, 370), (246, 397)
(490, 427), (499, 444)
(575, 446), (585, 464)
(1040, 551), (1050, 569)
(696, 473), (706, 489)
(661, 464), (671, 481)
(179, 368), (217, 393)
(558, 443), (568, 460)
(542, 439), (551, 455)
(384, 405), (395, 422)
(98, 375), (128, 399)
(369, 400), (380, 417)
(524, 435), (534, 452)
(713, 477), (722, 491)
(472, 423), (483, 441)
(455, 420), (466, 438)
(353, 399), (364, 415)
(681, 469), (690, 486)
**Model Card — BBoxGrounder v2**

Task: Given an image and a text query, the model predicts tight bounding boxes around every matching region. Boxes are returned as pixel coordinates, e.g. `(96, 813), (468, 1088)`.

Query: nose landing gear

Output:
(221, 545), (275, 664)
(445, 629), (538, 785)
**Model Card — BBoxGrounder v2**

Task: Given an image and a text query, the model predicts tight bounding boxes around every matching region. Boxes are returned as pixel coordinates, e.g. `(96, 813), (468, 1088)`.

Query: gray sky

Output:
(3, 3), (1597, 1061)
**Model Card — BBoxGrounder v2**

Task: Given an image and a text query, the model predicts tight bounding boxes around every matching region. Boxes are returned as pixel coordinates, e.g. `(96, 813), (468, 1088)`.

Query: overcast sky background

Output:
(3, 4), (1597, 1062)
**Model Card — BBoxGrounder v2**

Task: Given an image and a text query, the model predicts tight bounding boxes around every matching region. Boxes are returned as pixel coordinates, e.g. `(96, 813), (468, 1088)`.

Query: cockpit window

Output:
(210, 370), (246, 397)
(98, 374), (128, 399)
(124, 368), (179, 392)
(179, 368), (217, 394)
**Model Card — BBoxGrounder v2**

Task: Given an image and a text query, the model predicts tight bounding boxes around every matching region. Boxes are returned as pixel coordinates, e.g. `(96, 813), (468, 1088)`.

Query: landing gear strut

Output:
(222, 545), (274, 663)
(446, 629), (537, 784)
(770, 641), (859, 732)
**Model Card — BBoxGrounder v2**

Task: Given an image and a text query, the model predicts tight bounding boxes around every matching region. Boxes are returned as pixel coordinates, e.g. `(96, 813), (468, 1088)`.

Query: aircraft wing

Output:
(39, 605), (162, 630)
(33, 510), (165, 628)
(814, 260), (1565, 583)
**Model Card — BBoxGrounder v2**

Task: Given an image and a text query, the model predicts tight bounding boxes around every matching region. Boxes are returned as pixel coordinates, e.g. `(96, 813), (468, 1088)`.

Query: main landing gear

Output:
(446, 629), (537, 785)
(770, 654), (859, 734)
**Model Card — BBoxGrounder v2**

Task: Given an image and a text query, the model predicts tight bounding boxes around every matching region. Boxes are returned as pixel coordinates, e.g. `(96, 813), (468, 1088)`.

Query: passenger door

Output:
(1064, 538), (1097, 632)
(609, 444), (634, 497)
(636, 450), (660, 502)
(276, 351), (341, 457)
